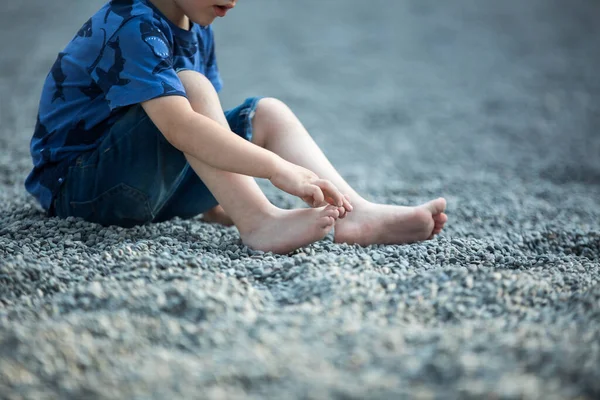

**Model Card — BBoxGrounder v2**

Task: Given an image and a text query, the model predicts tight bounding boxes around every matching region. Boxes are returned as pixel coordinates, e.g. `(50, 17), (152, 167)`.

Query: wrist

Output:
(266, 153), (286, 181)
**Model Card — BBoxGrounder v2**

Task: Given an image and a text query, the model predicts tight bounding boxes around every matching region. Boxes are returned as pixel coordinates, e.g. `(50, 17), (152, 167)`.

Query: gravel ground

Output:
(1, 0), (600, 398)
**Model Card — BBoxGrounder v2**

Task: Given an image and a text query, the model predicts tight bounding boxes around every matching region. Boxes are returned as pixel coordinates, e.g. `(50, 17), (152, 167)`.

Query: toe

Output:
(433, 212), (447, 222)
(425, 198), (447, 215)
(433, 213), (448, 231)
(320, 216), (335, 228)
(324, 206), (340, 219)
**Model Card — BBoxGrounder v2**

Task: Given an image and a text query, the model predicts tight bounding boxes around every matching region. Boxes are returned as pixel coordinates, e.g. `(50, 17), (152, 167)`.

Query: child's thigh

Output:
(53, 105), (209, 227)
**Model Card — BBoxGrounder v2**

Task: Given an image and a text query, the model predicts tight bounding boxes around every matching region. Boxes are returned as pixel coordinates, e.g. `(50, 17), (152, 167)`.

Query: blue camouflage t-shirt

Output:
(25, 0), (223, 212)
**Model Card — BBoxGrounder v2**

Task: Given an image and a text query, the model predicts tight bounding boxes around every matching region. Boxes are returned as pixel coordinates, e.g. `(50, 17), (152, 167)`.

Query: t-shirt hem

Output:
(108, 86), (187, 110)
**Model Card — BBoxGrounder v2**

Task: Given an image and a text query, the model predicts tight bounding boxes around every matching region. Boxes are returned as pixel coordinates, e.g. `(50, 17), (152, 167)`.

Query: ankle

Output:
(337, 197), (371, 222)
(235, 203), (280, 235)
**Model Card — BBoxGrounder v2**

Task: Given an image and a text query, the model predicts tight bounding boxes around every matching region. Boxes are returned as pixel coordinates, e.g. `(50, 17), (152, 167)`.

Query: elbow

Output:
(159, 111), (195, 152)
(141, 96), (200, 153)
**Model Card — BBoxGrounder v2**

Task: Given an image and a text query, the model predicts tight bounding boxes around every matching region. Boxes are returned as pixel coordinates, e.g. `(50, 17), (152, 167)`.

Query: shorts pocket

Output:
(70, 183), (153, 228)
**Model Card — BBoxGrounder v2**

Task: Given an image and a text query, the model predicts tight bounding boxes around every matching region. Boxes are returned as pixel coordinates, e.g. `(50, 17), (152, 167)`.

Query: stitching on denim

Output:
(70, 183), (153, 223)
(152, 162), (193, 218)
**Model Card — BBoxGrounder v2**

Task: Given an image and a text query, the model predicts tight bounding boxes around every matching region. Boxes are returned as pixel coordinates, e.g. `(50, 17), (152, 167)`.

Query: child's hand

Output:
(307, 194), (353, 218)
(270, 160), (346, 208)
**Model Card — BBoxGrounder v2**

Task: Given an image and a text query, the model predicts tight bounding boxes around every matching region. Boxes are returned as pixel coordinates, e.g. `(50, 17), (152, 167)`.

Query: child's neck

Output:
(148, 0), (190, 30)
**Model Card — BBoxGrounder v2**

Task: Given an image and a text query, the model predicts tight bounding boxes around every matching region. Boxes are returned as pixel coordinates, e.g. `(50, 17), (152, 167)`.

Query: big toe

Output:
(425, 198), (447, 215)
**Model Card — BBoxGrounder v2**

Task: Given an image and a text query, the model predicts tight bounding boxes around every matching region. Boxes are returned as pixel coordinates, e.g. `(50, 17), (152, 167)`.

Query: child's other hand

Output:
(270, 159), (346, 209)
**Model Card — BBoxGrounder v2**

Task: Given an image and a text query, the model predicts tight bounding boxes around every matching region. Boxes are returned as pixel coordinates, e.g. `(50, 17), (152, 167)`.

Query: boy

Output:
(26, 0), (448, 254)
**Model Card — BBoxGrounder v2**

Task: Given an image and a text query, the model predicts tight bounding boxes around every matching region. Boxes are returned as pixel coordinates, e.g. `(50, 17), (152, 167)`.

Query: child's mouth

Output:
(214, 5), (230, 17)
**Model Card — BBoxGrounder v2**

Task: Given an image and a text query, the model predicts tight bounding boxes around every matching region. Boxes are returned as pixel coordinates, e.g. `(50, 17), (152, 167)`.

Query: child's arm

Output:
(142, 95), (345, 208)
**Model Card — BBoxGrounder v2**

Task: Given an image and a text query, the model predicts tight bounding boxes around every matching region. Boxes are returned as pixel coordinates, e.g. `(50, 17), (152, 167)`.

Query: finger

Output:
(323, 204), (340, 219)
(309, 185), (324, 207)
(303, 195), (324, 207)
(324, 192), (352, 213)
(302, 196), (313, 207)
(325, 197), (345, 211)
(314, 180), (343, 207)
(342, 195), (353, 212)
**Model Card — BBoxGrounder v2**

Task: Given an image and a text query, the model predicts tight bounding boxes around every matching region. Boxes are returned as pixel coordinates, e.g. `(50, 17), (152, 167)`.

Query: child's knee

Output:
(255, 97), (288, 118)
(252, 97), (294, 144)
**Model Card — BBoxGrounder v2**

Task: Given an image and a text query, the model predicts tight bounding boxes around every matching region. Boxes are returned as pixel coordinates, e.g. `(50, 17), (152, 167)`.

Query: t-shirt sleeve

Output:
(90, 18), (186, 110)
(205, 26), (223, 92)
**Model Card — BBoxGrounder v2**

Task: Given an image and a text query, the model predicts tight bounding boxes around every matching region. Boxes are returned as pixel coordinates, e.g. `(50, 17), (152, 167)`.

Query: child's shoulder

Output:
(64, 0), (184, 67)
(82, 0), (168, 37)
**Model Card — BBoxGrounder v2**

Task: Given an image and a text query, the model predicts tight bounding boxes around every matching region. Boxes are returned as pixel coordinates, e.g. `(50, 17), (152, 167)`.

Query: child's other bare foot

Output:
(239, 205), (340, 254)
(334, 198), (448, 246)
(201, 205), (234, 226)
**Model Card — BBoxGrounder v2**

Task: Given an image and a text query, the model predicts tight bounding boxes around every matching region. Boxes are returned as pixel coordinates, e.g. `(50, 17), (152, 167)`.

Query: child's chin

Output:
(184, 14), (207, 28)
(195, 16), (216, 27)
(199, 21), (214, 28)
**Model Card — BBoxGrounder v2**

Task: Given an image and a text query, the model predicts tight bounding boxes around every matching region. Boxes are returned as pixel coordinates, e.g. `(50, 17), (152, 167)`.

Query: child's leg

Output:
(176, 71), (340, 254)
(250, 98), (448, 246)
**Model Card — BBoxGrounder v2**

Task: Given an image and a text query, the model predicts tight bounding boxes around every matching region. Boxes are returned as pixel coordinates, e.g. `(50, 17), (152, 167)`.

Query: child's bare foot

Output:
(201, 205), (234, 226)
(238, 205), (340, 254)
(334, 198), (448, 246)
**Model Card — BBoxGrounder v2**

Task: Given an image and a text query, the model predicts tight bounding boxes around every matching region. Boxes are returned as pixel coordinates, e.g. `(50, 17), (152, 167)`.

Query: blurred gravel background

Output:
(1, 0), (599, 398)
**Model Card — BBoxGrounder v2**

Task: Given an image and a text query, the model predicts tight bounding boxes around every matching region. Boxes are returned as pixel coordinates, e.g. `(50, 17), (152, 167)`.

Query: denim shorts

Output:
(51, 96), (263, 227)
